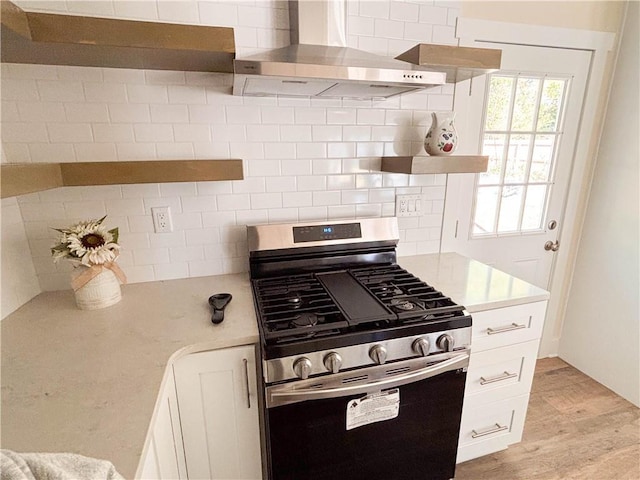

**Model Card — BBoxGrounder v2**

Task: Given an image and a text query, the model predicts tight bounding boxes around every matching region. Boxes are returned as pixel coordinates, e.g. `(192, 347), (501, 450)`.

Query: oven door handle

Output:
(268, 352), (469, 408)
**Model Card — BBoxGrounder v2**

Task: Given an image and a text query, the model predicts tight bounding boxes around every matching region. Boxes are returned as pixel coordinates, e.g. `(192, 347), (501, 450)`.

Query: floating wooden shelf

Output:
(0, 160), (244, 198)
(0, 0), (235, 72)
(396, 44), (501, 83)
(381, 155), (489, 175)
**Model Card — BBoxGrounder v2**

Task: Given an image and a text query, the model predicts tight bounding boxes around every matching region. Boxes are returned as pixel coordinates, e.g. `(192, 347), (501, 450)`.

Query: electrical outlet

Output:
(396, 194), (423, 217)
(152, 206), (173, 233)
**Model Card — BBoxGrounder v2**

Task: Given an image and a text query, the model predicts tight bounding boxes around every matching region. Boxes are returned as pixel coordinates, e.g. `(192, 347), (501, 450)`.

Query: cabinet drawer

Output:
(471, 301), (547, 351)
(464, 340), (538, 402)
(457, 394), (529, 464)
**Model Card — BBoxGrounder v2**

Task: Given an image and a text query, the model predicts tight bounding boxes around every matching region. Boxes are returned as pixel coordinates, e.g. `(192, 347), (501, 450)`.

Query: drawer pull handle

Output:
(486, 323), (526, 335)
(480, 371), (518, 385)
(243, 358), (251, 409)
(471, 423), (509, 438)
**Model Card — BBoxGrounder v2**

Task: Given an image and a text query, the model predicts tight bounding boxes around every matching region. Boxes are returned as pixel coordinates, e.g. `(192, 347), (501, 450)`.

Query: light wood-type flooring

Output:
(455, 357), (640, 480)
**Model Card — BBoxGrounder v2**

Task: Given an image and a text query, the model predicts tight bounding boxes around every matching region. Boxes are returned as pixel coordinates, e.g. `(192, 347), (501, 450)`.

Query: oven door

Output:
(264, 351), (469, 480)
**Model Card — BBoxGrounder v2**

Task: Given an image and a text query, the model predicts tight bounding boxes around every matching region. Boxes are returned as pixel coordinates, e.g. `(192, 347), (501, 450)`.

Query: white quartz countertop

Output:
(397, 253), (549, 312)
(1, 253), (548, 478)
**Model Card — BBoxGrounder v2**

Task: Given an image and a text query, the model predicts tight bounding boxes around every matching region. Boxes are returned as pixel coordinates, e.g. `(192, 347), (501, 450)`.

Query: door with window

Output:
(442, 43), (591, 289)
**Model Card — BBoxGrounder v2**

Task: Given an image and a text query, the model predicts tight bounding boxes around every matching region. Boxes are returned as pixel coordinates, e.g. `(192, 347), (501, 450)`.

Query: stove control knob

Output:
(293, 357), (312, 380)
(323, 352), (343, 373)
(412, 338), (430, 357)
(437, 334), (454, 352)
(369, 345), (388, 365)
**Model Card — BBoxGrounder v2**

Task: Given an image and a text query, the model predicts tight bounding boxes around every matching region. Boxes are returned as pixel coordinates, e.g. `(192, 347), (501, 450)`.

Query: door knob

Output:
(544, 240), (560, 252)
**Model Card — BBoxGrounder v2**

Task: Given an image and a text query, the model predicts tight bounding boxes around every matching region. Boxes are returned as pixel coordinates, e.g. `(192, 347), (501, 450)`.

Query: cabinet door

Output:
(173, 345), (262, 480)
(138, 372), (187, 480)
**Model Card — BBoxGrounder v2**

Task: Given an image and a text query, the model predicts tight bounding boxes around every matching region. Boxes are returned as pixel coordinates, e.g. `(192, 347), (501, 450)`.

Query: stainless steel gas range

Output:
(248, 217), (471, 480)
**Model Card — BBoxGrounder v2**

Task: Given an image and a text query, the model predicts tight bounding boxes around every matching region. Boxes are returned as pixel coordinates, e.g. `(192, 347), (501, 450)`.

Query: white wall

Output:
(1, 0), (460, 294)
(1, 198), (41, 318)
(559, 1), (639, 407)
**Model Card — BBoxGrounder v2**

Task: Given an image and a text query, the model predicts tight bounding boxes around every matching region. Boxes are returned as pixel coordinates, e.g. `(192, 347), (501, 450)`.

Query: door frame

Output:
(444, 18), (615, 357)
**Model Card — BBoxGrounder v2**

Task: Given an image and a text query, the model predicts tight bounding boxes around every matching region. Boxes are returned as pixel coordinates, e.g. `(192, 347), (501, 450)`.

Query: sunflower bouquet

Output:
(51, 216), (127, 309)
(51, 215), (120, 266)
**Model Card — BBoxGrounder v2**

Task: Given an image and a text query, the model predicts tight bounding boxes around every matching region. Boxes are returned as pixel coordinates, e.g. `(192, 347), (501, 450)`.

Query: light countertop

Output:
(1, 253), (548, 478)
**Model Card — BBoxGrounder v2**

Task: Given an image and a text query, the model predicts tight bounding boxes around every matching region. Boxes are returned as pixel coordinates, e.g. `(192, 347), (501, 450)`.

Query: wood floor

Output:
(455, 357), (640, 480)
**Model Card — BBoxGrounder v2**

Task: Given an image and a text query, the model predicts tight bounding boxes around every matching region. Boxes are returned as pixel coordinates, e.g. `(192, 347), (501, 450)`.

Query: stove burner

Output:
(390, 298), (426, 312)
(286, 292), (303, 308)
(290, 312), (318, 328)
(378, 283), (403, 297)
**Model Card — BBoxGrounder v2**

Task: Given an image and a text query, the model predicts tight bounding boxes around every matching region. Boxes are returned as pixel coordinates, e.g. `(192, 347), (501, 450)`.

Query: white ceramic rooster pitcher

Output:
(424, 112), (458, 156)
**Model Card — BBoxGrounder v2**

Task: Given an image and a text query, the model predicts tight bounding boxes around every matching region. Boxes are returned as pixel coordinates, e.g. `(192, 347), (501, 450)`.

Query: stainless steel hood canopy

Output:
(233, 0), (446, 100)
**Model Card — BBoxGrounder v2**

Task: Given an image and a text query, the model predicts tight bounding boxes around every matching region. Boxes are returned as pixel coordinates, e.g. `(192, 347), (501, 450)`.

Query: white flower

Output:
(51, 216), (121, 266)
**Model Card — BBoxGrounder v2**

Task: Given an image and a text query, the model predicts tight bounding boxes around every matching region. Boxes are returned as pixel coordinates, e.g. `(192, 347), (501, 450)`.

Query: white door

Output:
(442, 43), (591, 289)
(173, 346), (262, 480)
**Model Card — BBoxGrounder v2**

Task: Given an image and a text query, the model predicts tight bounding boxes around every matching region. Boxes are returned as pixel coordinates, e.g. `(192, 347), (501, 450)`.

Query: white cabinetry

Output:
(457, 301), (547, 463)
(173, 345), (262, 480)
(137, 372), (188, 479)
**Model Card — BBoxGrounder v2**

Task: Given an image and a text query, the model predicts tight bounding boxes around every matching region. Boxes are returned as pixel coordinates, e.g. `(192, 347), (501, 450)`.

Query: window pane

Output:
(511, 77), (541, 131)
(480, 134), (506, 184)
(473, 187), (499, 235)
(497, 186), (524, 232)
(504, 134), (532, 183)
(485, 76), (514, 131)
(529, 135), (556, 182)
(537, 79), (566, 131)
(522, 185), (548, 230)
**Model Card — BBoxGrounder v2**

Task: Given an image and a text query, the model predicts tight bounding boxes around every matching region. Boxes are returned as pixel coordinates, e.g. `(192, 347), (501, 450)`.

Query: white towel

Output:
(1, 449), (124, 480)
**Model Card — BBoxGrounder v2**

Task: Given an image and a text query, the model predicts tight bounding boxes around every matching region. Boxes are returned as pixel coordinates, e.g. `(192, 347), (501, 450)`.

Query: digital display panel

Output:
(293, 223), (362, 243)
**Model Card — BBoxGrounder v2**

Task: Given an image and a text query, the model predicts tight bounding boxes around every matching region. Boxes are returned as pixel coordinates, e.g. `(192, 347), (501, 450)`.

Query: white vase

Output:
(424, 112), (458, 156)
(71, 265), (122, 310)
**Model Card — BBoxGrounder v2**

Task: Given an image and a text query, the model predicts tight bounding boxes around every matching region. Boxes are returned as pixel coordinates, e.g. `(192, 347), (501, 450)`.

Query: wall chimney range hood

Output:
(233, 0), (447, 100)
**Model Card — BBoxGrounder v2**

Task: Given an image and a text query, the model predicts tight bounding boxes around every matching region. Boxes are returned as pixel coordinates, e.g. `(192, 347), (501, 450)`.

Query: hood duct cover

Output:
(233, 1), (446, 100)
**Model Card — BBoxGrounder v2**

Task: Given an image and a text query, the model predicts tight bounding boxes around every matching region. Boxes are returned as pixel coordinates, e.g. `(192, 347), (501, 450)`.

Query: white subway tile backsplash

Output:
(312, 126), (342, 142)
(261, 107), (294, 124)
(181, 195), (217, 212)
(47, 123), (93, 143)
(173, 124), (211, 142)
(3, 0), (456, 293)
(156, 142), (195, 159)
(18, 102), (65, 122)
(295, 108), (326, 124)
(280, 125), (312, 142)
(327, 143), (356, 159)
(84, 83), (127, 103)
(185, 227), (221, 246)
(250, 193), (282, 210)
(65, 103), (110, 123)
(109, 104), (151, 123)
(202, 211), (235, 227)
(134, 124), (174, 142)
(217, 194), (251, 211)
(28, 144), (75, 163)
(150, 105), (189, 123)
(327, 108), (357, 125)
(127, 84), (168, 104)
(116, 143), (157, 160)
(2, 123), (48, 143)
(282, 191), (312, 208)
(37, 80), (85, 102)
(168, 85), (207, 104)
(359, 1), (390, 18)
(342, 189), (370, 204)
(74, 143), (117, 161)
(297, 143), (327, 159)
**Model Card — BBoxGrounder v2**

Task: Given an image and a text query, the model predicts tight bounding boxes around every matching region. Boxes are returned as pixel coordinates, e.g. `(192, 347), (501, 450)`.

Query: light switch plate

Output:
(396, 194), (423, 217)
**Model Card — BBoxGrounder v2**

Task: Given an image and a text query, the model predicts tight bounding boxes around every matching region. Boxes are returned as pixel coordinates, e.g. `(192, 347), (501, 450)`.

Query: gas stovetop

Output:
(252, 263), (470, 359)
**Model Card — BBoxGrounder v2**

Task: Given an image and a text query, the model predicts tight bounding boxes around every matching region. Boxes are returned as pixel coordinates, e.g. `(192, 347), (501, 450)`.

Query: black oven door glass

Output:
(265, 368), (466, 480)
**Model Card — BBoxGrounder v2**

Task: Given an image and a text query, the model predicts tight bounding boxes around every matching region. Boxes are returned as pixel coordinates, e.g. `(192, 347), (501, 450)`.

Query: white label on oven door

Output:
(346, 389), (400, 431)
